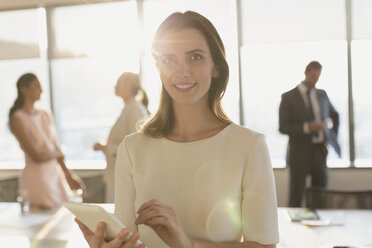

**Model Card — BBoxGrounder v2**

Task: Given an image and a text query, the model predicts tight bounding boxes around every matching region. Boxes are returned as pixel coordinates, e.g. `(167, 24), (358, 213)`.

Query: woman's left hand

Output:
(66, 173), (87, 197)
(135, 199), (192, 248)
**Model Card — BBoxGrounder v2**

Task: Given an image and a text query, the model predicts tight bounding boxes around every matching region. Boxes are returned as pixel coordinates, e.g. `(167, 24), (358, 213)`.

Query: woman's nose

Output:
(174, 59), (190, 77)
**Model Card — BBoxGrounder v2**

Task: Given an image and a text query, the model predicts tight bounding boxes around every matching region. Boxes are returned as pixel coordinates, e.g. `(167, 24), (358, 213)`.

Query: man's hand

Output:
(308, 121), (325, 132)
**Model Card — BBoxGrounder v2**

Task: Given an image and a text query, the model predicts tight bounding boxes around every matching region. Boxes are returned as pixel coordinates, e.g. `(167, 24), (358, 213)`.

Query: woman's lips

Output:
(173, 82), (196, 92)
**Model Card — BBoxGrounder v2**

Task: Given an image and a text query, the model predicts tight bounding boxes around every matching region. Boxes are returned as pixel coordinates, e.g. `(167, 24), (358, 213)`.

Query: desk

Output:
(0, 202), (114, 248)
(1, 203), (372, 248)
(278, 208), (372, 248)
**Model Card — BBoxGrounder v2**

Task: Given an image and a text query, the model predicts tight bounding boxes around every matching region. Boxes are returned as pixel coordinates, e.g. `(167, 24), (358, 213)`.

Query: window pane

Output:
(240, 41), (349, 167)
(53, 2), (139, 58)
(0, 9), (41, 60)
(240, 0), (346, 44)
(351, 0), (372, 39)
(0, 59), (50, 161)
(351, 0), (372, 165)
(142, 0), (240, 122)
(352, 39), (372, 162)
(51, 2), (140, 160)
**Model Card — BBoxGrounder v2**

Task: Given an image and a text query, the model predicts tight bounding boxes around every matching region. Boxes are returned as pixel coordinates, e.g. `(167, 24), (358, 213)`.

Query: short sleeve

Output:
(114, 138), (138, 233)
(241, 134), (279, 245)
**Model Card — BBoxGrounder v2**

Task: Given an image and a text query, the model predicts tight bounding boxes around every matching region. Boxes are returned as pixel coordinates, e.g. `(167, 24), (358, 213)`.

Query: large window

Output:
(351, 0), (372, 166)
(50, 2), (140, 160)
(1, 0), (372, 168)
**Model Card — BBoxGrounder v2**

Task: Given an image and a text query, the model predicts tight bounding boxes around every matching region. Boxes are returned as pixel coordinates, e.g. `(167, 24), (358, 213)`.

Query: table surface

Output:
(1, 203), (372, 248)
(0, 202), (113, 248)
(278, 208), (372, 248)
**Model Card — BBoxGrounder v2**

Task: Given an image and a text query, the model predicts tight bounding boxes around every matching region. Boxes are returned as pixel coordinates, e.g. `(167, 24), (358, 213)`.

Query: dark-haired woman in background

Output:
(9, 73), (86, 209)
(93, 72), (149, 203)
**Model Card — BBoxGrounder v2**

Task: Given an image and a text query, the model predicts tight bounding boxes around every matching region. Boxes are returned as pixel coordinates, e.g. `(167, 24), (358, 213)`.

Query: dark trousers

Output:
(288, 143), (328, 207)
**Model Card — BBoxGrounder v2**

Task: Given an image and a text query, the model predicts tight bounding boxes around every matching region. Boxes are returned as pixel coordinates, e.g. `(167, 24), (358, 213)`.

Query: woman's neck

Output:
(169, 102), (227, 142)
(21, 100), (36, 113)
(123, 95), (134, 104)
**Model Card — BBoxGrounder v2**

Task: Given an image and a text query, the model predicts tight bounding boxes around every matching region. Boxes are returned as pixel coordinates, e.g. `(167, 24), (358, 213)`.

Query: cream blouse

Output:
(114, 123), (279, 247)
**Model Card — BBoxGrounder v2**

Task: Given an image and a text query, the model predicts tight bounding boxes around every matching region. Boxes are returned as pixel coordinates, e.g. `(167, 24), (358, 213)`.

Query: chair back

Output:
(306, 186), (372, 209)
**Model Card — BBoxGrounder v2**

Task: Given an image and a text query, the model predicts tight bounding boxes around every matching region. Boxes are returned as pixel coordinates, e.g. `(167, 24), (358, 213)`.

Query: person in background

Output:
(77, 11), (278, 248)
(8, 73), (86, 209)
(279, 61), (341, 207)
(93, 72), (149, 203)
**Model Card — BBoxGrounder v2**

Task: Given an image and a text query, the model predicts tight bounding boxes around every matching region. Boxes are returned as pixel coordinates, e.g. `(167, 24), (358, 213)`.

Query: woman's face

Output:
(155, 28), (218, 107)
(23, 79), (42, 101)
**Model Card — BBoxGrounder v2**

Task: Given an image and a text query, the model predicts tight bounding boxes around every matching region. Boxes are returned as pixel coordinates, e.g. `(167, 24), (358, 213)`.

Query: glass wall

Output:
(1, 0), (371, 168)
(50, 2), (139, 160)
(351, 0), (372, 165)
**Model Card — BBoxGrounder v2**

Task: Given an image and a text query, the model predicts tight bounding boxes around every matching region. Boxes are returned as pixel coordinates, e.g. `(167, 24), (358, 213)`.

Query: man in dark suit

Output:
(279, 61), (341, 207)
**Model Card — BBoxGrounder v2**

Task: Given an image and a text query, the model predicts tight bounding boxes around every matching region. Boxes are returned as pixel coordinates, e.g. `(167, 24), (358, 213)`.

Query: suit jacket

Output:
(279, 86), (340, 167)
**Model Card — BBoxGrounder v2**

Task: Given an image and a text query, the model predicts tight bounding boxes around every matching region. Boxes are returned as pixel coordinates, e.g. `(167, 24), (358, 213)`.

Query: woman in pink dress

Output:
(8, 73), (86, 209)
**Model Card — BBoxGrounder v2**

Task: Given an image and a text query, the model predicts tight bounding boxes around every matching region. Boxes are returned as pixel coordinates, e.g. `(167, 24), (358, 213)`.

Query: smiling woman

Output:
(75, 11), (279, 248)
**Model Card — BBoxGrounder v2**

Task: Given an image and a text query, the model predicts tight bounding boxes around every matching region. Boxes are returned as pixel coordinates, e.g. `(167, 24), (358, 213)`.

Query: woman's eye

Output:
(162, 56), (177, 67)
(190, 54), (203, 61)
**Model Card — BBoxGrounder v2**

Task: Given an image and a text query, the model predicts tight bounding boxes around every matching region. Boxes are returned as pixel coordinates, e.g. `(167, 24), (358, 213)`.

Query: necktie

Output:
(306, 89), (315, 120)
(306, 89), (319, 138)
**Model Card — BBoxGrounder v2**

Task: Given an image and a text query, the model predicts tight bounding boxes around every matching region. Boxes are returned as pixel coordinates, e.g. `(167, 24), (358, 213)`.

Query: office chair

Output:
(306, 186), (372, 209)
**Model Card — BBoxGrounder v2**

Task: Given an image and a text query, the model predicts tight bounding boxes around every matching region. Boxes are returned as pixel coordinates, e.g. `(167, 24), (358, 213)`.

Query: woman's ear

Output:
(212, 66), (219, 78)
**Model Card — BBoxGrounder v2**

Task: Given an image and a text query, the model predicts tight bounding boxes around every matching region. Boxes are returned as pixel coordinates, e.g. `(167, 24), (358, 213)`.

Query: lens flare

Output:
(206, 195), (242, 241)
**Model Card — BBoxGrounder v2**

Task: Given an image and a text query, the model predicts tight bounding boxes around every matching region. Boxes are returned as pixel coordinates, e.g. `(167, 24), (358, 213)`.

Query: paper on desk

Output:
(317, 210), (344, 226)
(302, 210), (345, 227)
(0, 204), (53, 228)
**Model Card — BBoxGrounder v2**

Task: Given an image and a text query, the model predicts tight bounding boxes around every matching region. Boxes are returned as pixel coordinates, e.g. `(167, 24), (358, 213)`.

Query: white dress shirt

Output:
(298, 82), (325, 143)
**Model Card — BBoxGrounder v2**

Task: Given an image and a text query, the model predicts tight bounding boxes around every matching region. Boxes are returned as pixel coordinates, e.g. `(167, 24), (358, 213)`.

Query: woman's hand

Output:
(66, 173), (87, 197)
(57, 155), (88, 197)
(93, 142), (106, 152)
(135, 199), (192, 248)
(75, 218), (146, 248)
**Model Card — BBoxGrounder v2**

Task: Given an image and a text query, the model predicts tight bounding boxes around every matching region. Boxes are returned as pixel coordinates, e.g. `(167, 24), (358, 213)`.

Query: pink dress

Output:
(13, 109), (71, 208)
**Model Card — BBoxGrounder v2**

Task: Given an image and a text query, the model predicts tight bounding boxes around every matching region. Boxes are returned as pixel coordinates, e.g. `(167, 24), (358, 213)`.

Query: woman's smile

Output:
(173, 82), (197, 92)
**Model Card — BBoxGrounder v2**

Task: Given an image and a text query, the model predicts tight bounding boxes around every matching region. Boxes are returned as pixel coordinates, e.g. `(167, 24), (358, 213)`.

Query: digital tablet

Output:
(64, 202), (144, 247)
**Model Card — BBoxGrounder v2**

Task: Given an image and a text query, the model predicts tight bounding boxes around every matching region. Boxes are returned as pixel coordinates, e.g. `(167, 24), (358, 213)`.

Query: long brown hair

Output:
(140, 11), (231, 137)
(8, 73), (38, 119)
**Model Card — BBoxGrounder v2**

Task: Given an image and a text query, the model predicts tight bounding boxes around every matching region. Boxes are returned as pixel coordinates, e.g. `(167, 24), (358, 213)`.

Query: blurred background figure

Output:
(279, 61), (340, 207)
(8, 73), (86, 210)
(93, 72), (149, 203)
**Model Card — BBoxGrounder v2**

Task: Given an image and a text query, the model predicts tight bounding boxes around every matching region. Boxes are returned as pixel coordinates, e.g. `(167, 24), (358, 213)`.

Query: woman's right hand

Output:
(75, 218), (146, 248)
(93, 142), (105, 152)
